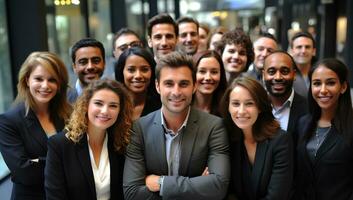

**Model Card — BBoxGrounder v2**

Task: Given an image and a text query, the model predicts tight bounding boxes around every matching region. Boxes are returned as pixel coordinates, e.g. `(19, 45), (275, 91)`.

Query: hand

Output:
(202, 167), (209, 176)
(145, 174), (160, 192)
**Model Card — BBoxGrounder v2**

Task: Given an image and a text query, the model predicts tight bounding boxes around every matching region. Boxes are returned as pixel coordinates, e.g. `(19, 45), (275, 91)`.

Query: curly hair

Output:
(221, 76), (280, 142)
(65, 79), (133, 153)
(216, 28), (254, 71)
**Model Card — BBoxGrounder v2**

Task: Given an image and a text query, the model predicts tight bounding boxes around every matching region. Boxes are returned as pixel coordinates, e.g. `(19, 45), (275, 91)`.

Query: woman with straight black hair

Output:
(115, 47), (160, 120)
(293, 58), (353, 200)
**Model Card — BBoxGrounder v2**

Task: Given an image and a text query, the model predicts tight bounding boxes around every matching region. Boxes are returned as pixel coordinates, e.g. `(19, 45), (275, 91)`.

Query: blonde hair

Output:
(65, 79), (133, 153)
(16, 51), (71, 121)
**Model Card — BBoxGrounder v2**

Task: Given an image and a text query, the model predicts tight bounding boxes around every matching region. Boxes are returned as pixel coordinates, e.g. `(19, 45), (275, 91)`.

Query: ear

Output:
(72, 63), (77, 73)
(341, 81), (348, 94)
(147, 36), (153, 48)
(155, 79), (161, 94)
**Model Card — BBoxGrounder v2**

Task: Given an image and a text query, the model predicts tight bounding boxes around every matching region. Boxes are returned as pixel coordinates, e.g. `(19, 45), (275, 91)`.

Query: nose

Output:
(86, 60), (94, 70)
(238, 103), (245, 114)
(186, 34), (192, 42)
(274, 70), (282, 80)
(232, 51), (239, 59)
(161, 36), (167, 46)
(205, 71), (212, 80)
(172, 85), (182, 96)
(262, 49), (269, 57)
(134, 70), (142, 79)
(42, 80), (49, 88)
(101, 104), (108, 113)
(320, 84), (328, 94)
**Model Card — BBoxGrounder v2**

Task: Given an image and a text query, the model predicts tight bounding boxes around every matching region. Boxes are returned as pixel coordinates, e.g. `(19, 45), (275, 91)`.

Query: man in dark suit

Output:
(263, 50), (308, 136)
(67, 38), (105, 103)
(123, 51), (230, 199)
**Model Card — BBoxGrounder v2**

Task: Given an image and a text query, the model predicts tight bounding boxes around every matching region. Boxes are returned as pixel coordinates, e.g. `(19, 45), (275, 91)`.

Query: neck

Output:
(193, 92), (213, 113)
(319, 107), (336, 127)
(297, 63), (311, 76)
(243, 128), (256, 143)
(132, 92), (147, 106)
(162, 107), (189, 133)
(87, 125), (106, 147)
(33, 103), (49, 117)
(270, 91), (292, 108)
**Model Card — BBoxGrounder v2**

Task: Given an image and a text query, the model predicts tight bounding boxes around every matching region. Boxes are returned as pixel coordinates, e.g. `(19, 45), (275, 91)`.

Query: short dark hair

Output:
(147, 13), (178, 37)
(155, 51), (195, 83)
(257, 32), (278, 44)
(221, 76), (280, 142)
(264, 50), (297, 71)
(115, 47), (157, 97)
(71, 38), (105, 63)
(112, 28), (141, 50)
(176, 16), (199, 30)
(291, 31), (316, 48)
(217, 28), (254, 71)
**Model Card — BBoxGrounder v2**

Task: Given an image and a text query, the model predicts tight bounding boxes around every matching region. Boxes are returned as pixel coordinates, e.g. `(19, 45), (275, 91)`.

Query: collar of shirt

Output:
(273, 89), (295, 114)
(161, 106), (191, 136)
(75, 79), (84, 96)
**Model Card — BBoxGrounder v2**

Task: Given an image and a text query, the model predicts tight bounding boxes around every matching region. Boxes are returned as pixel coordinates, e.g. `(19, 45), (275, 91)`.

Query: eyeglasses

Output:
(117, 41), (143, 52)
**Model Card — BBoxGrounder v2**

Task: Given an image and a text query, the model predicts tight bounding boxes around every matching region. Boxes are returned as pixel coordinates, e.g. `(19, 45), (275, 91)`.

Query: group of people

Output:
(0, 12), (352, 200)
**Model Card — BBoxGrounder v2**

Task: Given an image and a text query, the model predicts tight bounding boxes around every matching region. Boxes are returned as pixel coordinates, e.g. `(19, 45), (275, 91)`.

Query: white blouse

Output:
(88, 134), (111, 200)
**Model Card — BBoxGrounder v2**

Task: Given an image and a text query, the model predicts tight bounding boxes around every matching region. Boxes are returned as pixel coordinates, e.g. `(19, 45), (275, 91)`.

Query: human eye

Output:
(179, 81), (190, 88)
(180, 33), (187, 38)
(77, 59), (88, 66)
(312, 80), (321, 87)
(92, 57), (102, 64)
(166, 34), (175, 39)
(118, 44), (128, 51)
(126, 66), (135, 73)
(93, 101), (103, 106)
(231, 101), (240, 107)
(245, 101), (255, 106)
(153, 34), (162, 40)
(257, 46), (265, 51)
(198, 69), (206, 74)
(211, 69), (219, 75)
(326, 80), (337, 86)
(239, 50), (247, 56)
(109, 103), (119, 108)
(48, 78), (57, 83)
(141, 66), (151, 73)
(164, 81), (173, 87)
(280, 67), (290, 75)
(267, 68), (276, 75)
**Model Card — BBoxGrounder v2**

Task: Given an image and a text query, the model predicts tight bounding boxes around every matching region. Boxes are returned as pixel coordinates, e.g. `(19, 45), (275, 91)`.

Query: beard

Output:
(264, 79), (294, 97)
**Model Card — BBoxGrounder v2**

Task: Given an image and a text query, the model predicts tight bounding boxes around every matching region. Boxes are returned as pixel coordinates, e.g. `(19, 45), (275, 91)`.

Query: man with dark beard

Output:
(263, 50), (308, 135)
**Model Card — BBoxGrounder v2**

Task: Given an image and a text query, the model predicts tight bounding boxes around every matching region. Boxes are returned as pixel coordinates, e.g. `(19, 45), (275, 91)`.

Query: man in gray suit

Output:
(123, 51), (230, 200)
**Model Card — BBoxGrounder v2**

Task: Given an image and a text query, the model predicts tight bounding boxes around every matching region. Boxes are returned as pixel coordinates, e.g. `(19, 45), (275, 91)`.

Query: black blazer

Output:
(140, 94), (161, 117)
(228, 129), (293, 200)
(293, 115), (353, 200)
(287, 92), (308, 136)
(0, 104), (64, 200)
(45, 131), (125, 200)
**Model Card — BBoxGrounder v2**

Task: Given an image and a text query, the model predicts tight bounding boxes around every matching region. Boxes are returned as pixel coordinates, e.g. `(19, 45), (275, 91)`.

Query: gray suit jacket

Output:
(123, 108), (230, 200)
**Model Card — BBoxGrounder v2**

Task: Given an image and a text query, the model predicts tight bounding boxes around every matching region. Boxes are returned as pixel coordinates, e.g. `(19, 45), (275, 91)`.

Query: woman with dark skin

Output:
(115, 47), (160, 120)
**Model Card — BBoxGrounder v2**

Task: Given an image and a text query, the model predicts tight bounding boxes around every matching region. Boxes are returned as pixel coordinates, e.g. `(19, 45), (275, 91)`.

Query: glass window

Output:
(0, 0), (13, 179)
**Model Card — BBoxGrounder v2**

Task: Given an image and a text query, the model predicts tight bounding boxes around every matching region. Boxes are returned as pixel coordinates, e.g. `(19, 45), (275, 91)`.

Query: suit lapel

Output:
(152, 111), (168, 175)
(24, 109), (48, 150)
(179, 109), (199, 175)
(314, 128), (338, 165)
(108, 134), (123, 200)
(287, 94), (300, 134)
(75, 134), (96, 198)
(252, 140), (268, 198)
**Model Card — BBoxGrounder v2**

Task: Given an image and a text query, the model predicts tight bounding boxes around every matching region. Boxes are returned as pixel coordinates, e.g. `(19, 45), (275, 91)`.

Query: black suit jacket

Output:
(228, 130), (293, 200)
(45, 131), (124, 200)
(293, 115), (353, 200)
(287, 93), (308, 135)
(0, 104), (64, 200)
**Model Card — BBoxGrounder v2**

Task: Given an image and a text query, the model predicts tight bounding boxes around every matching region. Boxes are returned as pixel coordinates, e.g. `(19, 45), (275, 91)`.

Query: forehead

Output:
(312, 66), (338, 79)
(292, 36), (314, 46)
(254, 37), (277, 48)
(230, 86), (253, 99)
(198, 27), (207, 35)
(159, 66), (193, 81)
(91, 89), (120, 101)
(151, 23), (176, 36)
(178, 22), (198, 32)
(264, 53), (293, 69)
(75, 47), (103, 60)
(225, 43), (245, 50)
(115, 34), (140, 47)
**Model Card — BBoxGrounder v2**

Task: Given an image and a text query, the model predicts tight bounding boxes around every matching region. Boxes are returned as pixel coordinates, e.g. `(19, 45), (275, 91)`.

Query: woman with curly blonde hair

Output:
(45, 79), (133, 200)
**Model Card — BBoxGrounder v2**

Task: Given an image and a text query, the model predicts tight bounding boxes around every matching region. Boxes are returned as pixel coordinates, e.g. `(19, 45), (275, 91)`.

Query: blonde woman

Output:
(0, 52), (71, 199)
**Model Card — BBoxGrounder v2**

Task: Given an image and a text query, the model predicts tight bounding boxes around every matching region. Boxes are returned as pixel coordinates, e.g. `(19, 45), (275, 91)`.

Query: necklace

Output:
(314, 126), (331, 156)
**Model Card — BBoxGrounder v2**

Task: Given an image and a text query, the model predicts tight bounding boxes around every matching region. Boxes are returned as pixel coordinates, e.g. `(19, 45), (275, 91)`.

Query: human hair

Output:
(15, 51), (71, 121)
(290, 31), (316, 48)
(207, 26), (228, 49)
(65, 79), (133, 153)
(115, 47), (158, 97)
(155, 51), (195, 83)
(217, 28), (254, 71)
(256, 32), (278, 44)
(71, 38), (105, 63)
(221, 76), (280, 142)
(199, 23), (210, 35)
(306, 58), (353, 142)
(264, 50), (298, 70)
(192, 50), (227, 115)
(112, 28), (141, 50)
(147, 13), (178, 37)
(176, 16), (199, 30)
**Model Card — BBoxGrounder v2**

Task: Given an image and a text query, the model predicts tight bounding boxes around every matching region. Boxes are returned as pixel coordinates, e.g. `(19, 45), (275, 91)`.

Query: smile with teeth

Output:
(37, 90), (52, 95)
(317, 96), (332, 102)
(96, 115), (111, 122)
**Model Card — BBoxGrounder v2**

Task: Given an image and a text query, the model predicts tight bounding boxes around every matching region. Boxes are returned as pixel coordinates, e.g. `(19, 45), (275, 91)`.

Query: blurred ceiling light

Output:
(188, 2), (201, 11)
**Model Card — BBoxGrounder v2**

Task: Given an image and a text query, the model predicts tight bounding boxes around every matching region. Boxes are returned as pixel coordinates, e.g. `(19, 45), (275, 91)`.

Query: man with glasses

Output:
(103, 28), (143, 78)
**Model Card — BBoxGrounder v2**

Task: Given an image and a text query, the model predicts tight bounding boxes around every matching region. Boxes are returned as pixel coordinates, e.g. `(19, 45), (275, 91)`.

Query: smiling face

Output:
(291, 37), (316, 66)
(196, 57), (221, 95)
(148, 23), (177, 59)
(156, 66), (195, 118)
(87, 89), (120, 132)
(228, 86), (259, 133)
(311, 65), (347, 114)
(222, 43), (248, 75)
(123, 55), (152, 94)
(27, 65), (58, 107)
(113, 34), (142, 59)
(198, 27), (208, 52)
(263, 52), (296, 98)
(178, 22), (199, 55)
(73, 47), (105, 87)
(253, 37), (277, 70)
